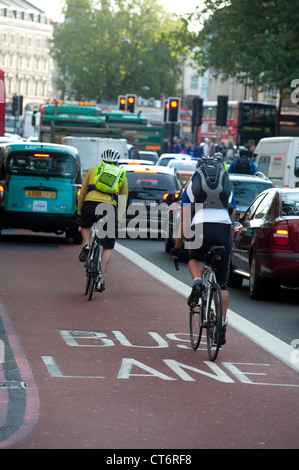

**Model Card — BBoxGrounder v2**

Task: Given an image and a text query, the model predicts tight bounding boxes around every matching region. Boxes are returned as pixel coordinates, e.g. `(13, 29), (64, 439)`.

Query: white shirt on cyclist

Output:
(182, 183), (236, 226)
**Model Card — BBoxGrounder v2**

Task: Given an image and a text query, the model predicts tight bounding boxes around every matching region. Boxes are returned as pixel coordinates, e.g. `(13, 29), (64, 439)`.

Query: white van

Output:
(61, 136), (128, 176)
(255, 137), (299, 188)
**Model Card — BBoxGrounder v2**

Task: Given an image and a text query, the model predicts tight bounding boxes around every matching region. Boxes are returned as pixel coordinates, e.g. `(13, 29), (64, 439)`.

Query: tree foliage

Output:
(175, 0), (299, 98)
(52, 0), (183, 101)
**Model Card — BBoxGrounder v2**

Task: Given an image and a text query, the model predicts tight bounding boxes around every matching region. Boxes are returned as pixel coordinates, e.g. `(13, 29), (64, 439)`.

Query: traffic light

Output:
(126, 94), (136, 113)
(12, 95), (23, 115)
(118, 95), (126, 111)
(192, 97), (203, 132)
(163, 99), (169, 122)
(168, 97), (181, 123)
(12, 95), (18, 114)
(216, 95), (228, 127)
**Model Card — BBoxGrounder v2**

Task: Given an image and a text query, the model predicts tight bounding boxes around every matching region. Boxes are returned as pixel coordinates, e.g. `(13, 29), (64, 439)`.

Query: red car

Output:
(228, 187), (299, 299)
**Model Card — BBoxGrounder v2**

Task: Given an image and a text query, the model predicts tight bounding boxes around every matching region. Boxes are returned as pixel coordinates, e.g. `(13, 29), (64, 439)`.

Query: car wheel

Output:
(73, 230), (82, 245)
(227, 263), (243, 288)
(66, 228), (82, 245)
(249, 256), (265, 300)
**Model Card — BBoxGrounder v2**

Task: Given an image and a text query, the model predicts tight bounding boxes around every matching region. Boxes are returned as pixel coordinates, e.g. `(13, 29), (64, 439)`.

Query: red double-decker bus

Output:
(197, 100), (278, 146)
(0, 70), (5, 136)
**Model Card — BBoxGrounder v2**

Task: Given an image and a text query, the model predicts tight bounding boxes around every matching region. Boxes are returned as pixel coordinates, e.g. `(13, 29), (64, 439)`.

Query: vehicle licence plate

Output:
(26, 190), (56, 198)
(131, 199), (157, 206)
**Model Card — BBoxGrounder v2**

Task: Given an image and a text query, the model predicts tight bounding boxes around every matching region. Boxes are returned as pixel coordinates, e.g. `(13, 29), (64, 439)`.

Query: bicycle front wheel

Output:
(189, 297), (204, 350)
(206, 282), (223, 361)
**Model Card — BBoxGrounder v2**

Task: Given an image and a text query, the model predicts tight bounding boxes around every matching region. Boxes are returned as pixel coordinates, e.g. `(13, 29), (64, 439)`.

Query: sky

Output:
(30, 0), (201, 21)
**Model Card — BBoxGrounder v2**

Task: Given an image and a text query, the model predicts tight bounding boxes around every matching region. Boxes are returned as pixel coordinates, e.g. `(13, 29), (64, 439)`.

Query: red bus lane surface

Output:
(0, 233), (298, 450)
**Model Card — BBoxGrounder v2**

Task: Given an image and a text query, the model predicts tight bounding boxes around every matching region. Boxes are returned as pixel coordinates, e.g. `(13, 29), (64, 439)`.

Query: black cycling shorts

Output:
(188, 222), (232, 290)
(79, 201), (116, 249)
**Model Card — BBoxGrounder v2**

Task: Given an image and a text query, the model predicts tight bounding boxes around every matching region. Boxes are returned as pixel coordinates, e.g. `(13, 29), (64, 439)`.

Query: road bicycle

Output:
(189, 245), (225, 361)
(174, 245), (225, 361)
(84, 216), (107, 301)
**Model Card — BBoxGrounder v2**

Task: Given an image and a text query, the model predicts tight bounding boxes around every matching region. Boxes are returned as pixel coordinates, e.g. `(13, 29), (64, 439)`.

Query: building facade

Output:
(0, 0), (54, 112)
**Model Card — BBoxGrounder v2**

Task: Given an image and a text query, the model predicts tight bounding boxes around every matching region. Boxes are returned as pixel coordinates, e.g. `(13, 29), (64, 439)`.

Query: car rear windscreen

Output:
(7, 151), (76, 178)
(126, 171), (179, 191)
(168, 160), (197, 171)
(231, 181), (272, 206)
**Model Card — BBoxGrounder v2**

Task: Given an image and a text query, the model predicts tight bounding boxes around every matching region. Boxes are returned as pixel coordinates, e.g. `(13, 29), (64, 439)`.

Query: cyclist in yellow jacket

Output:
(77, 148), (128, 291)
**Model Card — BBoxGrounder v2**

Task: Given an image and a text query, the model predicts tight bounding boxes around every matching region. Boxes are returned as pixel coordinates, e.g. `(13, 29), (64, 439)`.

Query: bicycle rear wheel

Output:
(85, 265), (91, 295)
(189, 297), (204, 349)
(206, 282), (223, 361)
(87, 244), (100, 301)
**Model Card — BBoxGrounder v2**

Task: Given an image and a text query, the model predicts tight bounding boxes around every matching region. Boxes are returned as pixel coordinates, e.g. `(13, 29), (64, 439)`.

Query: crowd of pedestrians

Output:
(163, 135), (257, 173)
(163, 136), (232, 160)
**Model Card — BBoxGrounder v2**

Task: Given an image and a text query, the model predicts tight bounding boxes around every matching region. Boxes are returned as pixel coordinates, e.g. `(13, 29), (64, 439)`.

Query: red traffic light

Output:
(126, 94), (136, 113)
(167, 97), (181, 123)
(163, 100), (169, 122)
(118, 95), (126, 111)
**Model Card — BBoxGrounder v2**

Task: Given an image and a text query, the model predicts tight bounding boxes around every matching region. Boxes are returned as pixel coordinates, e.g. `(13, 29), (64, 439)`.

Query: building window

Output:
(190, 75), (199, 91)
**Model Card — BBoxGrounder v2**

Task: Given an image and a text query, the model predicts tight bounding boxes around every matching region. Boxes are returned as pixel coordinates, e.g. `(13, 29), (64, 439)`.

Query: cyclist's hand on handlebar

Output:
(170, 246), (182, 258)
(170, 246), (181, 271)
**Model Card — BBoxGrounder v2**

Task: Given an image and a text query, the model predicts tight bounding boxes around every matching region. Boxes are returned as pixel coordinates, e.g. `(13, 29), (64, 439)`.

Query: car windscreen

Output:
(126, 171), (180, 191)
(139, 153), (158, 163)
(281, 192), (299, 216)
(231, 181), (272, 206)
(7, 151), (76, 178)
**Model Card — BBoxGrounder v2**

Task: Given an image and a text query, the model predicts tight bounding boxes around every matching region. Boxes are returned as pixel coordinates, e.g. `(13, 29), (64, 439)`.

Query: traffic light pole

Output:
(170, 122), (174, 153)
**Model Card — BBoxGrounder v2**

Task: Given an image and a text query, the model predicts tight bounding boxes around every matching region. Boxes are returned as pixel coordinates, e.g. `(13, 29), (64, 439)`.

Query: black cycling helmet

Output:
(196, 156), (216, 168)
(214, 152), (223, 161)
(238, 146), (250, 157)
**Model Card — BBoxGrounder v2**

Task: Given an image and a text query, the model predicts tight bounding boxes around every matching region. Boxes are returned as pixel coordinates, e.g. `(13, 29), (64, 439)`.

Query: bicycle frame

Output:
(189, 246), (224, 361)
(84, 216), (107, 301)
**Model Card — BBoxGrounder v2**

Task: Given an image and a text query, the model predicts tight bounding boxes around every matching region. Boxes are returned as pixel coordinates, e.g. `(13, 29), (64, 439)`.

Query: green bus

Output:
(39, 104), (164, 153)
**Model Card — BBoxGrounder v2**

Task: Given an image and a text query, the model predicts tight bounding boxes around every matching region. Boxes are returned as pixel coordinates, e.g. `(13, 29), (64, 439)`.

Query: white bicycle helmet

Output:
(101, 148), (121, 163)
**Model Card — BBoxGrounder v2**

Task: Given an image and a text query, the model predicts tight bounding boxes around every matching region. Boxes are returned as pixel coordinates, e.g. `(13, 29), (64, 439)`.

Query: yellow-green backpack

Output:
(92, 162), (126, 193)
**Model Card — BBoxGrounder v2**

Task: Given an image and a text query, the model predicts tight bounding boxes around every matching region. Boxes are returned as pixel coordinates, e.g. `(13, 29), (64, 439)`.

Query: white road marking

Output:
(115, 243), (299, 373)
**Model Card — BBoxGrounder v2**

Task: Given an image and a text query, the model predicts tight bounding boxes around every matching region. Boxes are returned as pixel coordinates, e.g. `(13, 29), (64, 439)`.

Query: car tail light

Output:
(0, 184), (5, 204)
(272, 221), (291, 246)
(163, 193), (180, 201)
(76, 189), (81, 206)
